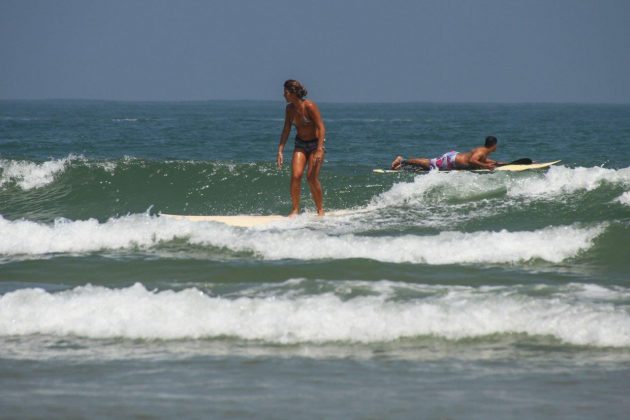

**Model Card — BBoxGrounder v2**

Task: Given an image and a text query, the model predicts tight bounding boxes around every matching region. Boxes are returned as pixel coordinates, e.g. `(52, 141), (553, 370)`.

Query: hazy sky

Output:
(1, 0), (629, 103)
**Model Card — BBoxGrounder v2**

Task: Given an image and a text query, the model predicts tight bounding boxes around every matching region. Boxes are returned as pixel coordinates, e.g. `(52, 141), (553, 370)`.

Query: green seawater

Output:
(1, 100), (629, 418)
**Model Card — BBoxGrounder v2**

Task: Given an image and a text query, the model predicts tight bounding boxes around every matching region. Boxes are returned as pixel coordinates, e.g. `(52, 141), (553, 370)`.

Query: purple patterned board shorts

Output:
(430, 151), (459, 170)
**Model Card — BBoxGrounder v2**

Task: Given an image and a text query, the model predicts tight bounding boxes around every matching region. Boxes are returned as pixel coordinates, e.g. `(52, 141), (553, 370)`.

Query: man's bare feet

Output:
(287, 210), (299, 218)
(391, 156), (404, 170)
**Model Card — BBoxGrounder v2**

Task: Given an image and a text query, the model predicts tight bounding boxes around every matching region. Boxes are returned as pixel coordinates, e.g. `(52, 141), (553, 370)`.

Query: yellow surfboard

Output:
(493, 160), (561, 172)
(160, 213), (285, 227)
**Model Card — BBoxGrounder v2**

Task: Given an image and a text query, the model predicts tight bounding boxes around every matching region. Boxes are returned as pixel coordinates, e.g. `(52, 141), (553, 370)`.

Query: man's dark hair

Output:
(485, 136), (498, 147)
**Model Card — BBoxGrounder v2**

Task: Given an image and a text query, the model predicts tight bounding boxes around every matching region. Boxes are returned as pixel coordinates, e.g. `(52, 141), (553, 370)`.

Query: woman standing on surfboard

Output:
(277, 80), (326, 216)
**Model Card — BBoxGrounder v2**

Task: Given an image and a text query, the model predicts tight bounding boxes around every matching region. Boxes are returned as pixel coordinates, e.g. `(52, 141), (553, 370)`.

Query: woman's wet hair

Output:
(284, 80), (308, 99)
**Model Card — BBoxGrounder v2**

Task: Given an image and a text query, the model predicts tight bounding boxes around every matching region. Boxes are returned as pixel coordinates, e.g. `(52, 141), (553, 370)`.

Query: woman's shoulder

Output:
(303, 100), (320, 112)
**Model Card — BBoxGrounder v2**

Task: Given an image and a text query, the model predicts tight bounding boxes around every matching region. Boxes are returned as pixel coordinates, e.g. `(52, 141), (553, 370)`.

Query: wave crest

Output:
(0, 155), (83, 190)
(1, 282), (628, 347)
(0, 214), (604, 265)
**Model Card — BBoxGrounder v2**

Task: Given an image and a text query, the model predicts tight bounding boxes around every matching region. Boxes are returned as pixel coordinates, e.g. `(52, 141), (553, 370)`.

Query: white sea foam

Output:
(0, 214), (203, 255)
(190, 225), (601, 264)
(1, 282), (628, 347)
(616, 191), (630, 206)
(0, 214), (604, 264)
(0, 155), (82, 190)
(370, 170), (501, 209)
(506, 165), (630, 198)
(371, 166), (630, 209)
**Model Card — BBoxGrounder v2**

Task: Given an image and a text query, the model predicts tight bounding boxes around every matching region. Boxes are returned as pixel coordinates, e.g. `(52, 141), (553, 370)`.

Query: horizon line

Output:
(1, 97), (629, 106)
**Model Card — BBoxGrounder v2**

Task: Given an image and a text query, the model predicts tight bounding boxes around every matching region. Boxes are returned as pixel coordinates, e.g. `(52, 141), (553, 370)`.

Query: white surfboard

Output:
(493, 160), (561, 172)
(373, 160), (561, 174)
(161, 213), (285, 227)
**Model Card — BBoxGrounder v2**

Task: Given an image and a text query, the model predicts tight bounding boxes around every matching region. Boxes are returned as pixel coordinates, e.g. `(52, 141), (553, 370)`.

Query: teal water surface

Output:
(1, 100), (630, 418)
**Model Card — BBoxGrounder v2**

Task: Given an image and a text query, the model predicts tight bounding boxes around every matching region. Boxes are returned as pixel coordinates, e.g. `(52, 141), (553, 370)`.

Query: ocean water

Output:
(1, 100), (630, 418)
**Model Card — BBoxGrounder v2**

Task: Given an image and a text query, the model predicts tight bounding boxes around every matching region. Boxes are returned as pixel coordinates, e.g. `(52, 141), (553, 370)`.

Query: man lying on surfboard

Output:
(391, 136), (502, 171)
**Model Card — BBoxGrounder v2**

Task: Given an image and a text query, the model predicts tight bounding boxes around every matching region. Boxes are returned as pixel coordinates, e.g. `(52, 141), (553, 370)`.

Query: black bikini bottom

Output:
(294, 136), (320, 155)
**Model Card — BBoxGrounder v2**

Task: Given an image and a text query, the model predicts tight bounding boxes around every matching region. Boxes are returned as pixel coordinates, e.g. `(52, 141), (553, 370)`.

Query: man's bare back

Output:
(454, 146), (497, 170)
